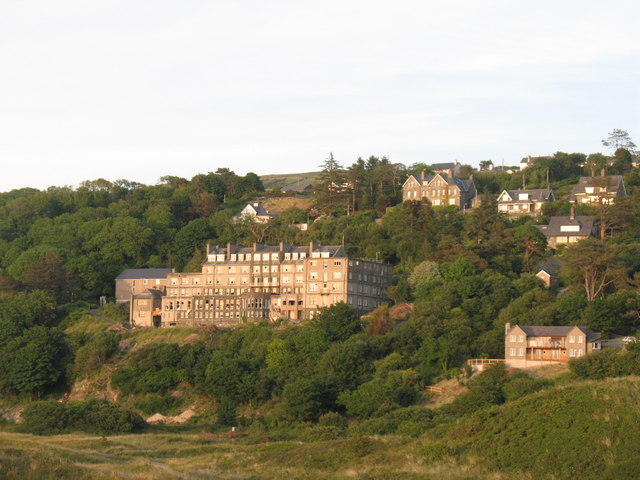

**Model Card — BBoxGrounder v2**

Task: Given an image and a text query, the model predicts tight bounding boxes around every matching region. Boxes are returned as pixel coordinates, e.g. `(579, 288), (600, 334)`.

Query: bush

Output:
(318, 412), (347, 428)
(351, 406), (441, 437)
(20, 399), (146, 435)
(503, 372), (552, 402)
(73, 331), (121, 378)
(569, 348), (640, 379)
(19, 400), (70, 435)
(132, 394), (182, 415)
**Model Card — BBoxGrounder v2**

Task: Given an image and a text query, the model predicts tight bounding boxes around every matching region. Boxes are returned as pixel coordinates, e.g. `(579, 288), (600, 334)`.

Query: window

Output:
(569, 336), (575, 343)
(518, 335), (524, 343)
(518, 348), (524, 356)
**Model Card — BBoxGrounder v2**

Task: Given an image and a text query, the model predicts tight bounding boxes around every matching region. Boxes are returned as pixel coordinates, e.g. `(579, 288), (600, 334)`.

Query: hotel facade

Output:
(129, 242), (392, 328)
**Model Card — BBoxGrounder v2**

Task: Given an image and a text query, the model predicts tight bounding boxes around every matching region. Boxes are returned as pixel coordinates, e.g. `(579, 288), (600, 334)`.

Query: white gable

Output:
(498, 191), (512, 202)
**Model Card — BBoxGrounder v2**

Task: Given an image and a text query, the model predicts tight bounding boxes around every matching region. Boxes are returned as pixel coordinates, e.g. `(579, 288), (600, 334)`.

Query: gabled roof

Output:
(133, 288), (165, 299)
(534, 216), (595, 237)
(498, 189), (554, 204)
(402, 174), (423, 188)
(431, 161), (458, 170)
(516, 325), (589, 337)
(535, 257), (563, 277)
(116, 268), (172, 280)
(239, 202), (273, 217)
(425, 173), (474, 192)
(570, 175), (626, 199)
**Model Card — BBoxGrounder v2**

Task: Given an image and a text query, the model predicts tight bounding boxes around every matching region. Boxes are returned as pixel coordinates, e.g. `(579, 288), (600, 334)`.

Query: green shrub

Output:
(570, 348), (640, 379)
(351, 406), (441, 437)
(73, 331), (120, 378)
(20, 399), (146, 435)
(131, 394), (182, 415)
(19, 400), (70, 435)
(318, 412), (347, 428)
(502, 372), (551, 402)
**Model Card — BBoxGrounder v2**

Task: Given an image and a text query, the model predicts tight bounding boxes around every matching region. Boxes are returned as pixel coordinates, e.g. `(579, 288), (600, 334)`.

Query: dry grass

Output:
(0, 430), (497, 480)
(424, 377), (469, 410)
(262, 197), (313, 214)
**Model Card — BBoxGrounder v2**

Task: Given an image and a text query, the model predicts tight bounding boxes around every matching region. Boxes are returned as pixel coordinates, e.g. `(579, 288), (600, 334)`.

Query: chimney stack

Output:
(505, 323), (511, 336)
(570, 206), (575, 221)
(421, 170), (426, 180)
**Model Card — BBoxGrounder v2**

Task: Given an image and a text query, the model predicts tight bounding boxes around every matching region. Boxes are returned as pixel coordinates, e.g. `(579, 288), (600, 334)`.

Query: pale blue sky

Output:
(1, 0), (638, 191)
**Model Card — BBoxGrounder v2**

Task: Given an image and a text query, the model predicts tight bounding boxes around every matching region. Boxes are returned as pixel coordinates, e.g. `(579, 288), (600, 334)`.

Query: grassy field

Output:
(0, 429), (502, 480)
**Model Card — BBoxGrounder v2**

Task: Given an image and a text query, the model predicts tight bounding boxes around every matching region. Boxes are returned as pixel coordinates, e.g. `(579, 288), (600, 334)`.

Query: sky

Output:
(0, 0), (639, 192)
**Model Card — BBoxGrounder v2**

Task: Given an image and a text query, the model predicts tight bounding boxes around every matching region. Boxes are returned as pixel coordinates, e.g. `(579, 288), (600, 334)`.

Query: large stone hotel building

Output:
(125, 242), (392, 328)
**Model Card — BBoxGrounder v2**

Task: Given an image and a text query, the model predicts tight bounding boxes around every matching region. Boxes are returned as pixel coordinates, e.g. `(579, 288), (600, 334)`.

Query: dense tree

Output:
(563, 238), (625, 301)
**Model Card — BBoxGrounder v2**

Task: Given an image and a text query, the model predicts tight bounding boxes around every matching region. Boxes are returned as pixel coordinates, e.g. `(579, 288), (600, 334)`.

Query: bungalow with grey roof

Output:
(534, 210), (595, 250)
(497, 188), (555, 218)
(569, 175), (626, 205)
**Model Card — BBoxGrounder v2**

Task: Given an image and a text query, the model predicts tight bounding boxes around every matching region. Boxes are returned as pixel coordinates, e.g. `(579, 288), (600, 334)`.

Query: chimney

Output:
(505, 323), (511, 336)
(279, 241), (284, 252)
(206, 242), (210, 256)
(570, 206), (575, 221)
(601, 168), (606, 177)
(421, 170), (426, 180)
(227, 243), (231, 257)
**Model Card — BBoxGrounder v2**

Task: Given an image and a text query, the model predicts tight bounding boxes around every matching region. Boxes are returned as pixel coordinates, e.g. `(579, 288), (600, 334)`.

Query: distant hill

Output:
(260, 171), (321, 191)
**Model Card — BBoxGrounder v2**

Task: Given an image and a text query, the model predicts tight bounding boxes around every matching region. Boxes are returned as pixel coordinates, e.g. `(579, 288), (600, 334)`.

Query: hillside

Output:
(260, 171), (321, 191)
(3, 376), (640, 479)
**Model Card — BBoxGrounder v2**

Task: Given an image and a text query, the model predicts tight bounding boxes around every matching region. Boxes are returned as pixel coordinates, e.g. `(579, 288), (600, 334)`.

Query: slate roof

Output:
(423, 173), (475, 192)
(240, 202), (273, 217)
(116, 268), (172, 280)
(534, 216), (595, 237)
(431, 162), (458, 170)
(133, 288), (165, 299)
(498, 188), (554, 204)
(206, 243), (346, 259)
(510, 324), (602, 342)
(518, 325), (589, 337)
(535, 257), (563, 277)
(569, 175), (626, 200)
